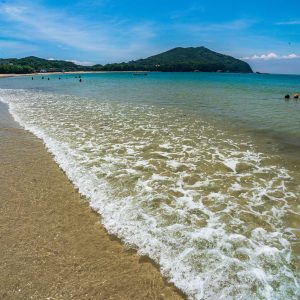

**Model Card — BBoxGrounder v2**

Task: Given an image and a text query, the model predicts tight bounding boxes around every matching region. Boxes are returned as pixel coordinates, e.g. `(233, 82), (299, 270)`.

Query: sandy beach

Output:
(0, 70), (150, 79)
(0, 72), (96, 79)
(0, 74), (25, 78)
(0, 101), (184, 299)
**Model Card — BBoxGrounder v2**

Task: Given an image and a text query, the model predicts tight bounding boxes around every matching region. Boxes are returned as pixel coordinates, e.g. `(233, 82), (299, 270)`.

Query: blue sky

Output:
(0, 0), (300, 73)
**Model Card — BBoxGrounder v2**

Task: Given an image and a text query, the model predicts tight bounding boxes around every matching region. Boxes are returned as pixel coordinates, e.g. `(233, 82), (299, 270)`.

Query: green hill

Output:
(102, 47), (253, 73)
(0, 56), (90, 74)
(0, 47), (252, 74)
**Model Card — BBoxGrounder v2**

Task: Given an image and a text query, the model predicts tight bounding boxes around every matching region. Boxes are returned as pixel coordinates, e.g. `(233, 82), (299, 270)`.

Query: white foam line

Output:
(1, 89), (299, 300)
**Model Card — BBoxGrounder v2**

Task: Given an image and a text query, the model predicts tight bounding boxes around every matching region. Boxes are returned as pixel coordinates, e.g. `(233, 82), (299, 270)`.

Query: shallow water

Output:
(0, 72), (299, 299)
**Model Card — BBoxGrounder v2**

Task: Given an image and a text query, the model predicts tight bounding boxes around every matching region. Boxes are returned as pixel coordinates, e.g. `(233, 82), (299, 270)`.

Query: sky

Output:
(0, 0), (300, 74)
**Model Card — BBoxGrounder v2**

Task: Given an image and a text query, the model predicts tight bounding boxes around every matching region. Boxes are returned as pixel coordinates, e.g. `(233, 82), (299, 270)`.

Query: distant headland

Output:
(0, 47), (253, 74)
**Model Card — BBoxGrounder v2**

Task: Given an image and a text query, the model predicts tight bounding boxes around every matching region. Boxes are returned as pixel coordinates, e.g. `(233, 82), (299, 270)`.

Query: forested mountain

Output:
(101, 47), (252, 72)
(0, 47), (252, 73)
(0, 56), (91, 73)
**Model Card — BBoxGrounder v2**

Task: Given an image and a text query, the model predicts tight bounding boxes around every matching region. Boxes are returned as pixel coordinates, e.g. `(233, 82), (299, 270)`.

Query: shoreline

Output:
(0, 101), (185, 299)
(0, 70), (153, 79)
(0, 72), (106, 79)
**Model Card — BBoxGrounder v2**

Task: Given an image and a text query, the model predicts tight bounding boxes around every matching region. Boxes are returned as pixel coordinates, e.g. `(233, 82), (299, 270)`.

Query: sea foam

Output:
(1, 88), (299, 300)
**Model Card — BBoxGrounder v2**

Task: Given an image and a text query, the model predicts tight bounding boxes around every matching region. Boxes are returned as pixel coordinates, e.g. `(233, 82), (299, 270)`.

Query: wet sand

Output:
(0, 102), (184, 299)
(0, 74), (25, 78)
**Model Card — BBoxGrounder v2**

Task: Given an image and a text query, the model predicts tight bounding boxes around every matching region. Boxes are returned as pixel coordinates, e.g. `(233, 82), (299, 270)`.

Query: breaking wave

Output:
(1, 89), (299, 299)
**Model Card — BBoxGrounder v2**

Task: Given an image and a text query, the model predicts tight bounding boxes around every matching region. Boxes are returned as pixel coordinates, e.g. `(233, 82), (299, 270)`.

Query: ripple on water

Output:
(1, 89), (299, 300)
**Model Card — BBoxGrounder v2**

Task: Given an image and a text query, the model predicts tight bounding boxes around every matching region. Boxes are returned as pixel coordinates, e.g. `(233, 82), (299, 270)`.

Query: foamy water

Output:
(1, 88), (299, 299)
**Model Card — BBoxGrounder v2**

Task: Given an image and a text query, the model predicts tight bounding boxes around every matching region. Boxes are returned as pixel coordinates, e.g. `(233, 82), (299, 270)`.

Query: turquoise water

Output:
(2, 73), (300, 149)
(1, 72), (299, 299)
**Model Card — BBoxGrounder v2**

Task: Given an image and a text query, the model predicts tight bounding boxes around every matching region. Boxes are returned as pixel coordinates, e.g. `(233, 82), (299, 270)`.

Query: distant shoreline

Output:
(0, 71), (117, 78)
(0, 70), (153, 79)
(1, 71), (299, 79)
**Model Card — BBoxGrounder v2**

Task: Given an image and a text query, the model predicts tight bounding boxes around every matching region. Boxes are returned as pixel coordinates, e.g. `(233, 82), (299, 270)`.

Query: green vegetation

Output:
(0, 64), (35, 74)
(0, 47), (253, 74)
(101, 47), (252, 73)
(0, 56), (91, 73)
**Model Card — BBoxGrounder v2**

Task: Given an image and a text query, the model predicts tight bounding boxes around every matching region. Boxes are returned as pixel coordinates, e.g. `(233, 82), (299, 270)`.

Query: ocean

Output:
(0, 72), (299, 299)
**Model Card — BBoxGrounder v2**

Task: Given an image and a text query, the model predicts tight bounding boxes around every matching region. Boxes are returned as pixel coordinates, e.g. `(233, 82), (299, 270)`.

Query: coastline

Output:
(0, 70), (152, 79)
(0, 74), (26, 78)
(0, 72), (106, 79)
(0, 101), (184, 299)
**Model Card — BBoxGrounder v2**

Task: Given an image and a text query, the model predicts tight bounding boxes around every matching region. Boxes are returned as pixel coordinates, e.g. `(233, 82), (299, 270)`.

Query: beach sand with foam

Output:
(0, 101), (184, 299)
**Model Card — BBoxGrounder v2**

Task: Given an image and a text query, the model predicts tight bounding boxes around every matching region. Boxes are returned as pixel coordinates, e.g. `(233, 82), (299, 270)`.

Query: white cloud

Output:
(276, 20), (300, 25)
(66, 60), (95, 66)
(0, 1), (159, 63)
(179, 19), (254, 33)
(0, 3), (111, 53)
(0, 40), (38, 55)
(242, 53), (300, 60)
(282, 54), (299, 59)
(47, 58), (94, 65)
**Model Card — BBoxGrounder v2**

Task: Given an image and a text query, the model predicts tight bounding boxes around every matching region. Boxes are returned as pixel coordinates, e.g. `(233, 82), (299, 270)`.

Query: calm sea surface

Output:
(1, 72), (299, 299)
